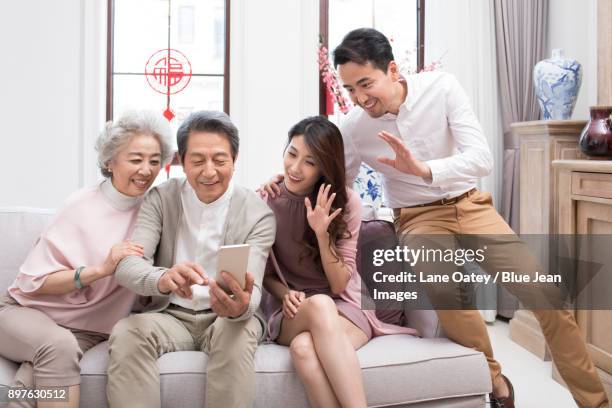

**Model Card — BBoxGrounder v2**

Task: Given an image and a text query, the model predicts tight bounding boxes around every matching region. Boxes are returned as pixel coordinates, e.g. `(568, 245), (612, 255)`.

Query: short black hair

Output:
(333, 28), (395, 71)
(177, 111), (239, 162)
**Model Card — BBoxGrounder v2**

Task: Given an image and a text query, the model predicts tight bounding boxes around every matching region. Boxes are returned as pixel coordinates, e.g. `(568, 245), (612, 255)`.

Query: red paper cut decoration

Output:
(145, 48), (192, 178)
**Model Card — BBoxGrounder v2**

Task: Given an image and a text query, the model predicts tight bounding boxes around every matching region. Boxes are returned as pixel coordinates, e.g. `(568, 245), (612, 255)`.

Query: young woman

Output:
(263, 116), (418, 408)
(0, 111), (173, 408)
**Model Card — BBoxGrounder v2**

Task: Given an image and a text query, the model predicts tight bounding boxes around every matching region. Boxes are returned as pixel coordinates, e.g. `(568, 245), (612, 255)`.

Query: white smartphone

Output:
(217, 244), (250, 290)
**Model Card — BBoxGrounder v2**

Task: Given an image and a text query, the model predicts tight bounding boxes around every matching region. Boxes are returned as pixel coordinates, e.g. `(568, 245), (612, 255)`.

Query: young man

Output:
(332, 28), (608, 408)
(106, 111), (276, 408)
(261, 28), (608, 408)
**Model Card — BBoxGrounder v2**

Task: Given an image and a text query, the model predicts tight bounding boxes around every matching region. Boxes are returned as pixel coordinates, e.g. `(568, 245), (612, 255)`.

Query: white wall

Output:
(0, 0), (106, 208)
(546, 0), (598, 120)
(230, 0), (319, 189)
(0, 0), (319, 208)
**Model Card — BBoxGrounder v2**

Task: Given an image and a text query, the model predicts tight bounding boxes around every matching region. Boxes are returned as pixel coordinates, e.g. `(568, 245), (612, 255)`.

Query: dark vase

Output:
(579, 106), (612, 158)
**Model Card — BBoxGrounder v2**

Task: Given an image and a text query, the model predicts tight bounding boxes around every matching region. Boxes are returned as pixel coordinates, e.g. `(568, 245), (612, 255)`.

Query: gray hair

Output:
(96, 110), (174, 178)
(177, 111), (239, 162)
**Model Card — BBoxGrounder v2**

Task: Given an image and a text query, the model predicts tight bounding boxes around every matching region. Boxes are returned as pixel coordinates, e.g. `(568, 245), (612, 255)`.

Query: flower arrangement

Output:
(397, 47), (445, 76)
(318, 42), (352, 114)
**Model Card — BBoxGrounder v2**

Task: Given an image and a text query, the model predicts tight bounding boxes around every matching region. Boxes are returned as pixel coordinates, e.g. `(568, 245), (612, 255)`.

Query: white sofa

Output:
(0, 208), (491, 407)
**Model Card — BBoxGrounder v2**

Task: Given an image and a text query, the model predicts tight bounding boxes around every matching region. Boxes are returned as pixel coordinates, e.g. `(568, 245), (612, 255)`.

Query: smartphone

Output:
(217, 244), (250, 290)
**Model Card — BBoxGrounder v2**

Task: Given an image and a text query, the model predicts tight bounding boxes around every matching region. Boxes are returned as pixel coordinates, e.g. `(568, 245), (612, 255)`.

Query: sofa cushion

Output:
(357, 220), (406, 327)
(358, 336), (490, 406)
(357, 220), (443, 338)
(1, 335), (489, 408)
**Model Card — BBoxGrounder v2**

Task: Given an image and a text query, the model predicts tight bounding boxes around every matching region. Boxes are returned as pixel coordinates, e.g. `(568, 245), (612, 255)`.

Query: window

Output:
(320, 0), (424, 117)
(319, 0), (424, 209)
(107, 0), (229, 181)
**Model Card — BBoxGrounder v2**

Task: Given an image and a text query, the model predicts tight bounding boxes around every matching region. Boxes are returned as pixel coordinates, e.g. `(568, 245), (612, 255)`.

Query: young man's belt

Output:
(393, 188), (477, 217)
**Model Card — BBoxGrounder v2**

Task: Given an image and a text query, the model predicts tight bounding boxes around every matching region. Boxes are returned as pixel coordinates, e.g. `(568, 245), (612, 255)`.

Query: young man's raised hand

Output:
(376, 131), (432, 179)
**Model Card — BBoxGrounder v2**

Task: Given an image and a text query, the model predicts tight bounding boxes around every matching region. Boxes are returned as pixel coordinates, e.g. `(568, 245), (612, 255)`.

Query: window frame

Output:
(318, 0), (425, 115)
(105, 0), (231, 121)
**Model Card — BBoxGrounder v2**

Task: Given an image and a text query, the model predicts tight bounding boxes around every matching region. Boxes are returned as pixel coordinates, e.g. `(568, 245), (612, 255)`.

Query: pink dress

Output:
(8, 180), (141, 334)
(265, 182), (419, 340)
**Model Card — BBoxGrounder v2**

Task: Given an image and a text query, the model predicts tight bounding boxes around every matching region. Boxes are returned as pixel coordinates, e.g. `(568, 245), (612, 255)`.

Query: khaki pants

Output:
(106, 305), (263, 408)
(394, 190), (609, 408)
(0, 293), (108, 408)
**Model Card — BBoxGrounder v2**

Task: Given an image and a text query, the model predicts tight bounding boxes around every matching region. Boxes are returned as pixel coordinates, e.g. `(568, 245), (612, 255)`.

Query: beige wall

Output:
(547, 0), (598, 120)
(598, 0), (612, 105)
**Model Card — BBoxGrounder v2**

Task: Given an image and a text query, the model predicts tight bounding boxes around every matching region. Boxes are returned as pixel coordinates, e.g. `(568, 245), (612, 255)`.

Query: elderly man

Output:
(106, 111), (276, 408)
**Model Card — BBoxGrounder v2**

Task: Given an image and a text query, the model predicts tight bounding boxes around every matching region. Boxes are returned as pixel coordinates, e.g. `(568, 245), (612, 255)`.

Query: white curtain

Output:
(425, 0), (503, 209)
(426, 0), (503, 322)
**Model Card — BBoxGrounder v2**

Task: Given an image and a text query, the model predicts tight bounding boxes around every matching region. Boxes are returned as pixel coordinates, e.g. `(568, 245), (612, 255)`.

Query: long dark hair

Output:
(286, 116), (351, 263)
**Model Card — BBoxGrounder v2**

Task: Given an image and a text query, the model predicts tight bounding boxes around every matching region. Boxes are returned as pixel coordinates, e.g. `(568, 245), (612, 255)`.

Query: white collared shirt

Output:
(170, 180), (234, 310)
(341, 71), (493, 208)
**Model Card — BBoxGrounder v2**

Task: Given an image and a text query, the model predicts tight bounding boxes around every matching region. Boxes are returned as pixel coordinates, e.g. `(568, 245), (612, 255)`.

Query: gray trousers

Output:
(106, 304), (263, 408)
(0, 293), (108, 408)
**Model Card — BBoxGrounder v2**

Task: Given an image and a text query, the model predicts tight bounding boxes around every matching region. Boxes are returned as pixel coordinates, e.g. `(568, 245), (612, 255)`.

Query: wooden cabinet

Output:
(553, 160), (612, 399)
(516, 120), (587, 234)
(509, 120), (586, 360)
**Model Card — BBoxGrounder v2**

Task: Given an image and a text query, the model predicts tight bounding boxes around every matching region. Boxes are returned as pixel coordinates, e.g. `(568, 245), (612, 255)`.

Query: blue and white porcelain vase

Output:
(533, 49), (582, 120)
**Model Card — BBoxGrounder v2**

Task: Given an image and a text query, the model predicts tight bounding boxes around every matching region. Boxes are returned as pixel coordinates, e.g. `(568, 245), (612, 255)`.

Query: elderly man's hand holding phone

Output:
(157, 244), (252, 318)
(210, 244), (252, 317)
(209, 271), (254, 318)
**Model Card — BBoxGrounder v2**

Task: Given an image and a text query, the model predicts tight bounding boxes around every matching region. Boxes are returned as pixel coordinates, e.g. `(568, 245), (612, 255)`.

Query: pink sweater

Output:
(8, 180), (140, 334)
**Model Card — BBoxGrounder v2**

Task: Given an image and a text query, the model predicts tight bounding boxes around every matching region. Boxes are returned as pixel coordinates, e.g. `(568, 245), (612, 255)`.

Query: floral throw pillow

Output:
(353, 163), (383, 211)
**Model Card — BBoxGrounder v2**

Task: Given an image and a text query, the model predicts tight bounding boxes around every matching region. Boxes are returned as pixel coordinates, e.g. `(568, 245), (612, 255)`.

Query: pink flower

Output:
(318, 42), (353, 114)
(398, 48), (445, 75)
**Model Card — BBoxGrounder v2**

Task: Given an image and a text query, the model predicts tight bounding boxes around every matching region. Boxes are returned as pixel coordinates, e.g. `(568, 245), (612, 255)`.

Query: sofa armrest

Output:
(404, 309), (445, 339)
(0, 207), (55, 293)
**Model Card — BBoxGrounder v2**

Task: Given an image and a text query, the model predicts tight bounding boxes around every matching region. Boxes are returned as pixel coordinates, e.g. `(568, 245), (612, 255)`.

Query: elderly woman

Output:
(0, 111), (173, 408)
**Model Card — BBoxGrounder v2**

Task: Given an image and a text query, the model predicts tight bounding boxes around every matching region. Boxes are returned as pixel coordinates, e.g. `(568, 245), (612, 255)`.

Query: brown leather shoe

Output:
(489, 374), (515, 408)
